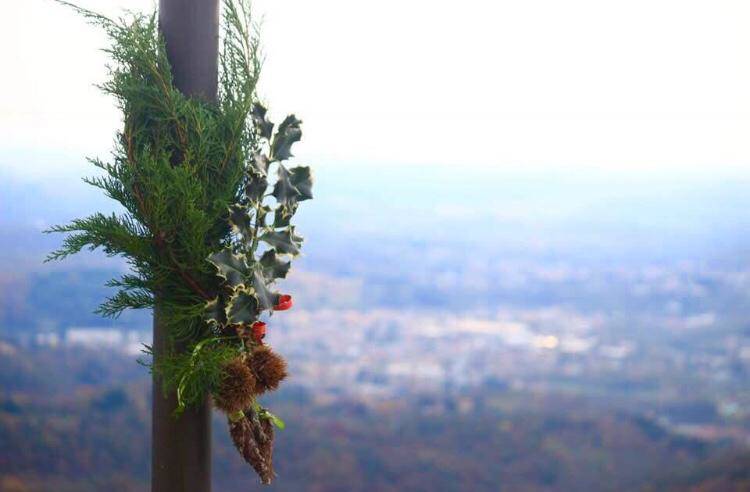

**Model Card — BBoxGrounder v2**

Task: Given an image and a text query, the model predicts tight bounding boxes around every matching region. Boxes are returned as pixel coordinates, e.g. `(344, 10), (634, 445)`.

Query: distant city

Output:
(2, 160), (750, 490)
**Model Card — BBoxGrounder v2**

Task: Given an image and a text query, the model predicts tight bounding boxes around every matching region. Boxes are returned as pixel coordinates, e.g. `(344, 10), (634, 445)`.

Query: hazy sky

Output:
(2, 0), (750, 177)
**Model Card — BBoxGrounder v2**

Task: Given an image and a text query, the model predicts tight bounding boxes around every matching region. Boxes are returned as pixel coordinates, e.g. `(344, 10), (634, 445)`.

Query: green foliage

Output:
(47, 0), (312, 413)
(143, 338), (242, 415)
(206, 104), (314, 333)
(256, 405), (286, 430)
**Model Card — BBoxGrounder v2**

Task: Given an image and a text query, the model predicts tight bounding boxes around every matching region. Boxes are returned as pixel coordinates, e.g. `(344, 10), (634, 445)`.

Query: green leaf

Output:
(207, 248), (249, 289)
(289, 166), (313, 201)
(259, 228), (303, 256)
(251, 268), (280, 310)
(256, 205), (272, 229)
(251, 104), (274, 140)
(205, 297), (227, 327)
(226, 290), (258, 324)
(270, 114), (302, 161)
(259, 249), (291, 279)
(258, 407), (286, 430)
(269, 413), (285, 430)
(271, 165), (312, 207)
(273, 203), (297, 228)
(245, 171), (268, 203)
(271, 164), (301, 205)
(250, 152), (270, 176)
(228, 204), (252, 238)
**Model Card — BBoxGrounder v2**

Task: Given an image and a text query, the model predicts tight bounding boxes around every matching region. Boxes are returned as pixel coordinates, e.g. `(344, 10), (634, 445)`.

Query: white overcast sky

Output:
(2, 0), (750, 176)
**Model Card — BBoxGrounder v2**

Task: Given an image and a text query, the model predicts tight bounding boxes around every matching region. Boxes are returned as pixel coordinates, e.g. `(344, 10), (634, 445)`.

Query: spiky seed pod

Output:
(229, 412), (275, 484)
(214, 358), (257, 414)
(248, 346), (287, 394)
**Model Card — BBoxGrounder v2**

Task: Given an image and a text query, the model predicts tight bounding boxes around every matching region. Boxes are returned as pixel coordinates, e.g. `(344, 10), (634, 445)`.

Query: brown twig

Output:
(160, 235), (213, 301)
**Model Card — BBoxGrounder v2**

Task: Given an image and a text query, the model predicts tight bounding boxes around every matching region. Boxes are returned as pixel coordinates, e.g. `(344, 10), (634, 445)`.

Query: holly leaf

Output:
(245, 171), (268, 204)
(205, 297), (226, 327)
(256, 205), (272, 228)
(270, 114), (302, 162)
(259, 228), (303, 256)
(273, 203), (297, 228)
(226, 289), (258, 324)
(259, 249), (291, 280)
(251, 269), (280, 311)
(272, 164), (302, 205)
(207, 248), (249, 289)
(251, 104), (274, 140)
(250, 152), (270, 176)
(289, 166), (313, 201)
(228, 204), (252, 239)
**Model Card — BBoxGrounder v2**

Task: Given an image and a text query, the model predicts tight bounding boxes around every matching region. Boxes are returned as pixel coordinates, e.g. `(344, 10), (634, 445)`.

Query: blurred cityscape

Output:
(1, 160), (750, 490)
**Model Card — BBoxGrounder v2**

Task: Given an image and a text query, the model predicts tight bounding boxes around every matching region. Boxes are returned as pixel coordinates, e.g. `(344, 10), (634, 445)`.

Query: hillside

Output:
(1, 344), (747, 491)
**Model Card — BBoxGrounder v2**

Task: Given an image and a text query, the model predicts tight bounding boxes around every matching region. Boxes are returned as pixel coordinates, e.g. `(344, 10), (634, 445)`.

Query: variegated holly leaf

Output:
(251, 104), (274, 140)
(246, 171), (268, 203)
(226, 289), (258, 324)
(251, 152), (270, 176)
(259, 228), (303, 256)
(205, 297), (227, 327)
(207, 248), (249, 289)
(273, 203), (297, 228)
(271, 165), (301, 205)
(228, 204), (253, 238)
(259, 249), (291, 280)
(251, 269), (280, 311)
(270, 115), (301, 162)
(256, 205), (272, 229)
(289, 166), (313, 201)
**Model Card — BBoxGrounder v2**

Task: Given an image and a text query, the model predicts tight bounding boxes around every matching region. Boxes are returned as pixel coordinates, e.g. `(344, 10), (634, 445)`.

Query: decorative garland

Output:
(47, 0), (311, 484)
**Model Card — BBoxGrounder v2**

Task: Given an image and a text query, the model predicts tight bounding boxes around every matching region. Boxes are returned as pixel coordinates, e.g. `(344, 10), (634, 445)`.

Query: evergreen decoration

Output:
(46, 0), (312, 484)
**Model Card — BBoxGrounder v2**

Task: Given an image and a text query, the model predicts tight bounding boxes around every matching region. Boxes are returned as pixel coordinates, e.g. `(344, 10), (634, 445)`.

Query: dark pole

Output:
(159, 0), (220, 103)
(152, 1), (220, 492)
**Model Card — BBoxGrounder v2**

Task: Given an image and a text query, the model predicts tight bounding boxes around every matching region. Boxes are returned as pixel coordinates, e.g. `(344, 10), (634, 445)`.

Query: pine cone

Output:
(228, 411), (275, 484)
(248, 346), (287, 394)
(214, 358), (256, 414)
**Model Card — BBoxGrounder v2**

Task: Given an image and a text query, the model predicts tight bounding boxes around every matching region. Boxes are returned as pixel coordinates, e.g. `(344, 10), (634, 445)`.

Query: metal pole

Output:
(153, 1), (220, 491)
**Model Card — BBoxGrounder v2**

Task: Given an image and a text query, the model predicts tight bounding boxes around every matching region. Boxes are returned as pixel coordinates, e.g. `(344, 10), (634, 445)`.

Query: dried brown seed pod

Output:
(228, 411), (275, 484)
(258, 416), (274, 478)
(248, 346), (287, 394)
(214, 358), (257, 414)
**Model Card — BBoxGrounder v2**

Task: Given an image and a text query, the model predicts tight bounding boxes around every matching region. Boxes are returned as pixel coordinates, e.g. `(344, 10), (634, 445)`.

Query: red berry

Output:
(250, 321), (267, 344)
